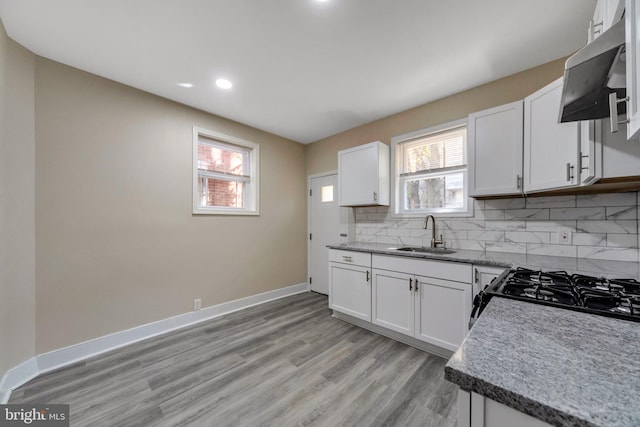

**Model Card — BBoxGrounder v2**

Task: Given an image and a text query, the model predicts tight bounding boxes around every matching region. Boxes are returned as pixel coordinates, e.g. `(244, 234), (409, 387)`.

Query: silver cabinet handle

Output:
(516, 174), (522, 190)
(609, 92), (629, 133)
(373, 191), (378, 202)
(415, 281), (420, 292)
(409, 278), (413, 291)
(366, 270), (370, 282)
(566, 163), (574, 182)
(339, 233), (347, 237)
(342, 255), (352, 262)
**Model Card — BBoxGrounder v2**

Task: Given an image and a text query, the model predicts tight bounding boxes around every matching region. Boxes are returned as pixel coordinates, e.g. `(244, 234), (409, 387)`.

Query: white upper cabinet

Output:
(523, 78), (581, 193)
(468, 101), (524, 197)
(338, 141), (390, 206)
(591, 0), (625, 41)
(626, 0), (640, 140)
(601, 116), (640, 177)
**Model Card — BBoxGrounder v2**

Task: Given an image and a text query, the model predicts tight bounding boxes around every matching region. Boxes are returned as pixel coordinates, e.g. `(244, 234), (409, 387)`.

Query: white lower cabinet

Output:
(473, 266), (506, 295)
(371, 254), (473, 352)
(371, 270), (415, 335)
(458, 390), (551, 427)
(415, 276), (471, 351)
(330, 250), (476, 353)
(329, 250), (372, 322)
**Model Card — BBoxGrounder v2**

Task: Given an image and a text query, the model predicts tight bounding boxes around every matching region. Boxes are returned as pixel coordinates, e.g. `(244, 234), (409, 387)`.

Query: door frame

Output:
(307, 170), (338, 293)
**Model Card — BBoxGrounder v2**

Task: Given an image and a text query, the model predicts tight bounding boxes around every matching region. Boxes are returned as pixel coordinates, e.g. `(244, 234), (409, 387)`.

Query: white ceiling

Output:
(0, 0), (596, 143)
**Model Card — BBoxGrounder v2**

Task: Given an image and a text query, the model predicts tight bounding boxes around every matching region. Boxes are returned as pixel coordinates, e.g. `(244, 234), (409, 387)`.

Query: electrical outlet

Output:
(557, 229), (572, 245)
(193, 298), (202, 311)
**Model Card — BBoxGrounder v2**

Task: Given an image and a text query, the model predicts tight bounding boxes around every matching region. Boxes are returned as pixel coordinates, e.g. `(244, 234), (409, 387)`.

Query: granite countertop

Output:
(327, 241), (640, 280)
(444, 298), (640, 427)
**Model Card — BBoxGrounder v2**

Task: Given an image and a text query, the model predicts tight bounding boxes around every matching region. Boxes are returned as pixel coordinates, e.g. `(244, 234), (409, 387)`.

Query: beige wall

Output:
(35, 58), (307, 353)
(0, 20), (36, 374)
(306, 57), (567, 175)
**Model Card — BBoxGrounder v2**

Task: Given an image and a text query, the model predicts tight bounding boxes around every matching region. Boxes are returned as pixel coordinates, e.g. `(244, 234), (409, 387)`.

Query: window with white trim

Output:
(193, 127), (259, 215)
(393, 122), (470, 216)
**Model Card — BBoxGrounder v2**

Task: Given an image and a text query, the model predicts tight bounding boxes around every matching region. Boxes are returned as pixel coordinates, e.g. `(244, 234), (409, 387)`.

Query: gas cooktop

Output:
(477, 267), (640, 323)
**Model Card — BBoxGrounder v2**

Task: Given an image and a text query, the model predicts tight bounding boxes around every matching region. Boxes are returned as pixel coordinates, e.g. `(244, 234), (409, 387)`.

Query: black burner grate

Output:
(487, 268), (640, 322)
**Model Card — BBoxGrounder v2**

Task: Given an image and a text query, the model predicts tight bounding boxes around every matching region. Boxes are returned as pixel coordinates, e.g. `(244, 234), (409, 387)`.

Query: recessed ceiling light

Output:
(177, 83), (193, 88)
(216, 79), (233, 90)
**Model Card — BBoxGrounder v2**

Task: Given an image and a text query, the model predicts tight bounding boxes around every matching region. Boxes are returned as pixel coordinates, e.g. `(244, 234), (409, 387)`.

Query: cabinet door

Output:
(473, 266), (506, 304)
(329, 262), (371, 321)
(626, 0), (640, 140)
(524, 78), (580, 193)
(414, 276), (472, 351)
(338, 141), (389, 206)
(602, 116), (640, 177)
(603, 0), (625, 31)
(591, 0), (623, 41)
(372, 270), (415, 336)
(468, 101), (523, 196)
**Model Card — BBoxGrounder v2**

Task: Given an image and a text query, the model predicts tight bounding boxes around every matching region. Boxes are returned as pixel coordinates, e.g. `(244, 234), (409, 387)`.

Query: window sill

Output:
(193, 208), (259, 216)
(388, 208), (474, 219)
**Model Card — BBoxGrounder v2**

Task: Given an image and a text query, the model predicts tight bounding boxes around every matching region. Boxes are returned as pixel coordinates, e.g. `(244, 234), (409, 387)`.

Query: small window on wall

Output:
(392, 121), (470, 216)
(321, 185), (334, 202)
(193, 127), (259, 215)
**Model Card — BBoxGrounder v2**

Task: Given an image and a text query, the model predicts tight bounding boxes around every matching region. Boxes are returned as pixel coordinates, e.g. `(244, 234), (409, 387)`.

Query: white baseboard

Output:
(37, 282), (308, 374)
(1, 282), (307, 402)
(0, 357), (39, 404)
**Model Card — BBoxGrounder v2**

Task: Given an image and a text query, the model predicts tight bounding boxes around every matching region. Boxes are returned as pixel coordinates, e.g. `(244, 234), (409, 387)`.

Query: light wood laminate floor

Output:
(10, 292), (457, 426)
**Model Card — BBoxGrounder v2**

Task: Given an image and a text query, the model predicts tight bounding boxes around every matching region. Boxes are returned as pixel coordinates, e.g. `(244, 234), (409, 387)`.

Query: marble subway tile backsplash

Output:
(354, 192), (640, 262)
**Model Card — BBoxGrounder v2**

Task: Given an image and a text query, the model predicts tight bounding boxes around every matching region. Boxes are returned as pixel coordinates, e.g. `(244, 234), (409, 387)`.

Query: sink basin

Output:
(395, 246), (456, 255)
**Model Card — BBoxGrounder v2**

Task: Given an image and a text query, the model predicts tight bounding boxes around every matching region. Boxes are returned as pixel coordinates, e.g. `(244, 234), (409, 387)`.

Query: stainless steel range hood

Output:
(559, 18), (626, 123)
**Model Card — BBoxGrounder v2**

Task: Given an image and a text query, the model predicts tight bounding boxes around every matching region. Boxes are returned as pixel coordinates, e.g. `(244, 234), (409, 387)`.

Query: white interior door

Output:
(309, 173), (346, 294)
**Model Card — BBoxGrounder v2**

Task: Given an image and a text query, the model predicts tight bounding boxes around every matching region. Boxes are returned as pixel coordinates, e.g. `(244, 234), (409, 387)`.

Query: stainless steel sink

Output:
(395, 246), (456, 254)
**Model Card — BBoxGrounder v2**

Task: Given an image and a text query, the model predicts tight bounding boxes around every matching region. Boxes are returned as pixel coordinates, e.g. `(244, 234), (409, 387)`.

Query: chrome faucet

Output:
(423, 215), (444, 248)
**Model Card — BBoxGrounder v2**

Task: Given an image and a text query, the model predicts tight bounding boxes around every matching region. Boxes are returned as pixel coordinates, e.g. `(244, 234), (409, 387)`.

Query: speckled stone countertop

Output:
(327, 241), (640, 280)
(444, 298), (640, 427)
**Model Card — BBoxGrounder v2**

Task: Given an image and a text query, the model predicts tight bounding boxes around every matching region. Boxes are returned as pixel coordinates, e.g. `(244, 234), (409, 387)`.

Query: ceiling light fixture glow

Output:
(177, 83), (193, 88)
(216, 78), (233, 89)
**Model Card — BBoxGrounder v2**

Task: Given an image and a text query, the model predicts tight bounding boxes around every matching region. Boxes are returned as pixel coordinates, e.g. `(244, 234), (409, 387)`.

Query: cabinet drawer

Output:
(329, 249), (371, 266)
(372, 254), (471, 283)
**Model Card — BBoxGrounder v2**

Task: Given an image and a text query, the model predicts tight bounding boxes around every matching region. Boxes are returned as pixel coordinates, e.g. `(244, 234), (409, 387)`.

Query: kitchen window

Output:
(192, 127), (259, 215)
(391, 120), (470, 216)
